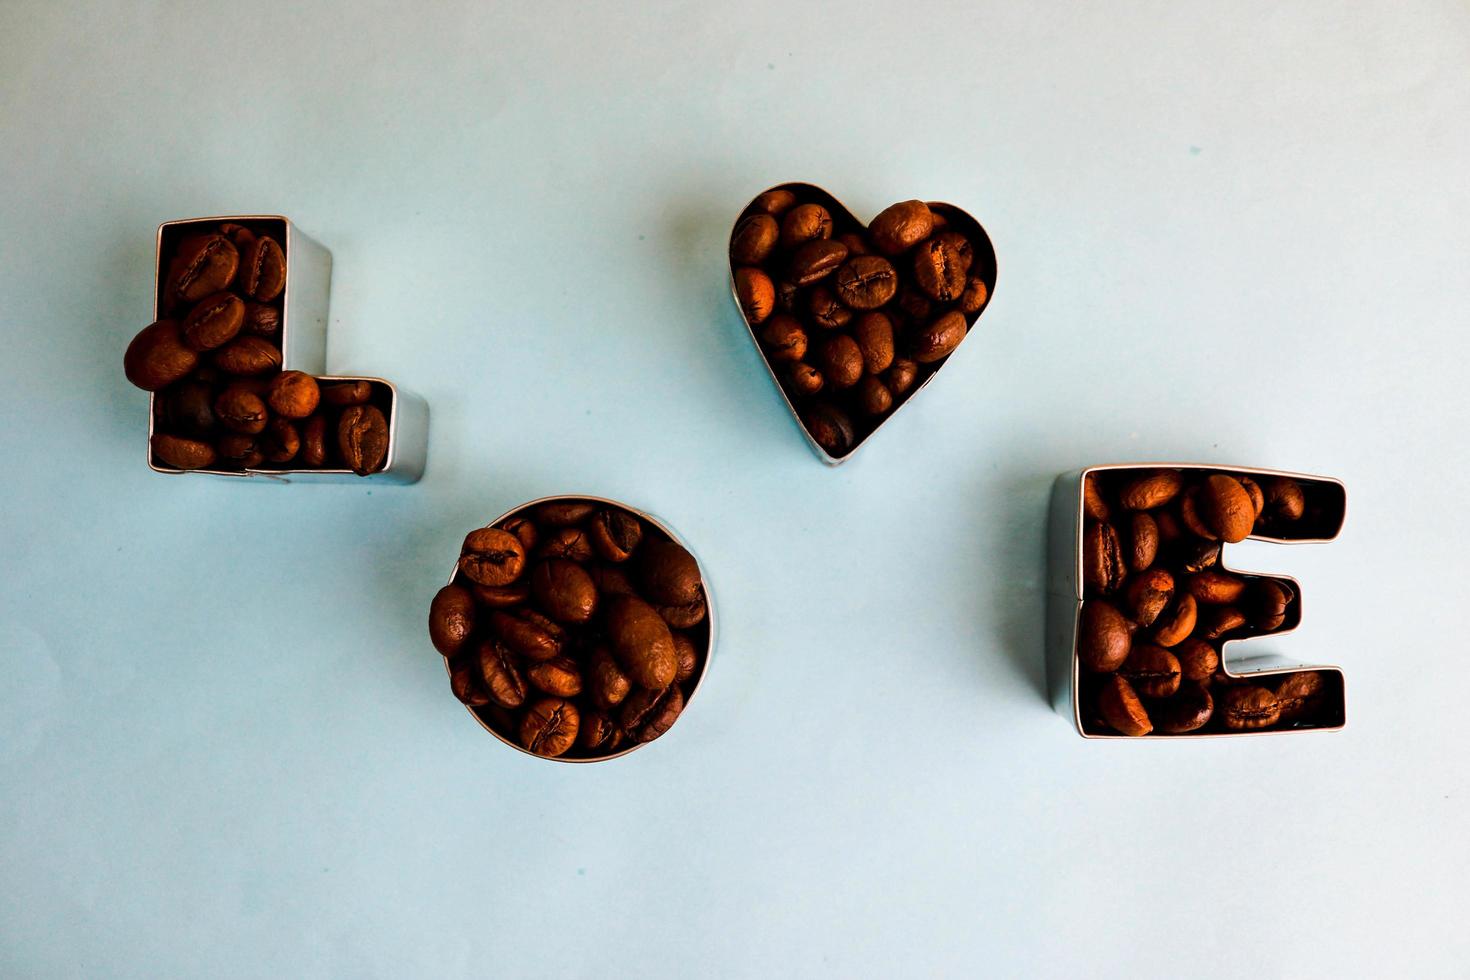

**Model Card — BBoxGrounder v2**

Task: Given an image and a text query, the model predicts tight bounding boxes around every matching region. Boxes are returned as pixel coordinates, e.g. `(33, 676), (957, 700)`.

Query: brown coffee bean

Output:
(1264, 477), (1306, 522)
(787, 362), (824, 397)
(320, 380), (373, 407)
(1078, 599), (1131, 672)
(1098, 675), (1152, 736)
(535, 501), (598, 526)
(215, 434), (263, 469)
(1124, 513), (1158, 572)
(499, 515), (540, 551)
(150, 433), (216, 470)
(760, 314), (808, 362)
(299, 415), (329, 467)
(868, 201), (934, 255)
(260, 417), (300, 463)
(896, 285), (932, 321)
(1244, 579), (1294, 631)
(1119, 644), (1181, 698)
(933, 231), (973, 271)
(837, 232), (870, 255)
(1178, 490), (1216, 540)
(912, 237), (967, 302)
(587, 563), (636, 599)
(1196, 605), (1247, 640)
(238, 234), (286, 301)
(242, 302), (280, 336)
(471, 582), (531, 608)
(673, 633), (699, 684)
(730, 213), (779, 265)
(214, 336), (282, 375)
(589, 509), (643, 562)
(1220, 686), (1281, 730)
(1188, 570), (1247, 604)
(834, 255), (898, 310)
(620, 684), (684, 743)
(1157, 685), (1213, 734)
(788, 238), (848, 286)
(214, 385), (268, 434)
(806, 286), (852, 330)
(1154, 507), (1185, 545)
(1174, 639), (1219, 683)
(489, 607), (564, 661)
(852, 312), (895, 374)
(1124, 569), (1175, 627)
(459, 527), (527, 587)
(579, 710), (624, 753)
(639, 539), (703, 606)
(734, 267), (775, 324)
(958, 275), (989, 315)
(218, 222), (256, 250)
(752, 188), (797, 216)
(160, 379), (216, 437)
(535, 526), (595, 563)
(779, 203), (832, 250)
(1152, 593), (1197, 647)
(605, 594), (677, 690)
(428, 584), (476, 656)
(589, 647), (633, 708)
(1082, 474), (1110, 521)
(856, 376), (893, 417)
(164, 233), (238, 309)
(1199, 474), (1255, 543)
(910, 311), (967, 363)
(1082, 522), (1126, 595)
(124, 320), (198, 391)
(526, 656), (583, 698)
(532, 559), (598, 624)
(1119, 470), (1182, 511)
(775, 280), (799, 313)
(338, 404), (389, 475)
(478, 639), (528, 709)
(656, 596), (707, 629)
(885, 358), (919, 396)
(805, 403), (856, 456)
(1238, 476), (1266, 518)
(1180, 541), (1221, 572)
(1275, 671), (1324, 721)
(181, 291), (245, 351)
(816, 334), (864, 390)
(449, 655), (492, 707)
(266, 371), (320, 419)
(519, 697), (579, 757)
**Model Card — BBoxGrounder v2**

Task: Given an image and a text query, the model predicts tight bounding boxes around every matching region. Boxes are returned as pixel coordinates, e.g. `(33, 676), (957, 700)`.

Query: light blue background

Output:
(3, 2), (1468, 976)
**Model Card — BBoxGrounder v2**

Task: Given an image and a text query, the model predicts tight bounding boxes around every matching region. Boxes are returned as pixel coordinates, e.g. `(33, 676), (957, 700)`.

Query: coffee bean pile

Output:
(731, 188), (992, 458)
(123, 220), (391, 475)
(429, 500), (710, 759)
(1076, 468), (1340, 736)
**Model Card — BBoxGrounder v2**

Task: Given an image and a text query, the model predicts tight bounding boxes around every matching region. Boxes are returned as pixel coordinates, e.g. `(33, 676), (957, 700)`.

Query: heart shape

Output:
(728, 182), (997, 463)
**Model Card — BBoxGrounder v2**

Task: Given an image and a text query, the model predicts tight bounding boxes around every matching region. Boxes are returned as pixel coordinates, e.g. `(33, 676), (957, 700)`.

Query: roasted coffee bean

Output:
(910, 311), (967, 363)
(164, 233), (238, 309)
(1119, 470), (1182, 511)
(958, 275), (989, 314)
(589, 647), (633, 708)
(214, 385), (268, 434)
(912, 237), (967, 302)
(299, 415), (329, 467)
(589, 509), (643, 562)
(1157, 685), (1213, 734)
(519, 697), (579, 757)
(526, 656), (583, 698)
(932, 231), (973, 271)
(459, 527), (527, 587)
(734, 267), (775, 324)
(1124, 513), (1158, 571)
(837, 232), (870, 256)
(1174, 639), (1219, 684)
(1151, 593), (1197, 647)
(806, 286), (852, 330)
(1119, 644), (1182, 699)
(1238, 476), (1266, 518)
(181, 291), (245, 351)
(856, 376), (893, 416)
(620, 684), (684, 743)
(266, 371), (320, 419)
(499, 515), (540, 551)
(656, 596), (707, 629)
(479, 639), (528, 709)
(1083, 522), (1126, 594)
(868, 200), (933, 255)
(531, 559), (598, 624)
(1180, 541), (1221, 572)
(730, 212), (780, 264)
(779, 203), (832, 249)
(1198, 474), (1255, 543)
(214, 336), (282, 375)
(816, 335), (864, 390)
(449, 655), (491, 706)
(587, 563), (636, 598)
(534, 501), (597, 526)
(429, 584), (476, 656)
(752, 188), (797, 215)
(776, 280), (799, 313)
(760, 314), (808, 362)
(1083, 474), (1110, 521)
(125, 320), (198, 391)
(804, 403), (855, 456)
(260, 417), (300, 463)
(834, 255), (898, 310)
(788, 238), (848, 285)
(896, 285), (932, 321)
(1098, 675), (1152, 736)
(471, 582), (531, 608)
(578, 710), (624, 753)
(853, 312), (895, 374)
(320, 380), (373, 407)
(241, 302), (280, 336)
(338, 404), (389, 475)
(1263, 478), (1306, 523)
(639, 539), (704, 607)
(1078, 599), (1131, 672)
(237, 234), (286, 301)
(1123, 568), (1174, 628)
(150, 433), (216, 470)
(1275, 671), (1323, 721)
(1153, 507), (1185, 546)
(218, 222), (256, 250)
(605, 594), (677, 690)
(1196, 605), (1247, 640)
(787, 362), (824, 396)
(488, 607), (564, 661)
(1187, 570), (1247, 604)
(1178, 489), (1216, 540)
(885, 358), (918, 396)
(536, 526), (595, 563)
(161, 379), (216, 437)
(215, 434), (263, 469)
(673, 632), (699, 684)
(1244, 579), (1294, 631)
(1220, 686), (1281, 730)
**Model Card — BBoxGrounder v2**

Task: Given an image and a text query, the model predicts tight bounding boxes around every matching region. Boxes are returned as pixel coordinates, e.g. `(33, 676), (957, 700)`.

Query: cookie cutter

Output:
(1045, 463), (1348, 738)
(727, 182), (998, 466)
(442, 494), (716, 763)
(145, 215), (428, 484)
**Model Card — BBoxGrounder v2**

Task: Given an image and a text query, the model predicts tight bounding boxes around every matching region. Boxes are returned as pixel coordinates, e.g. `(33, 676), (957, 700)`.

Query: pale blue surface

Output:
(3, 2), (1469, 977)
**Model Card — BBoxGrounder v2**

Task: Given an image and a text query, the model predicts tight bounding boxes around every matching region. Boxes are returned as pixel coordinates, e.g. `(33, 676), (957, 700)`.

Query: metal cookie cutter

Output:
(145, 215), (428, 484)
(1046, 463), (1347, 738)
